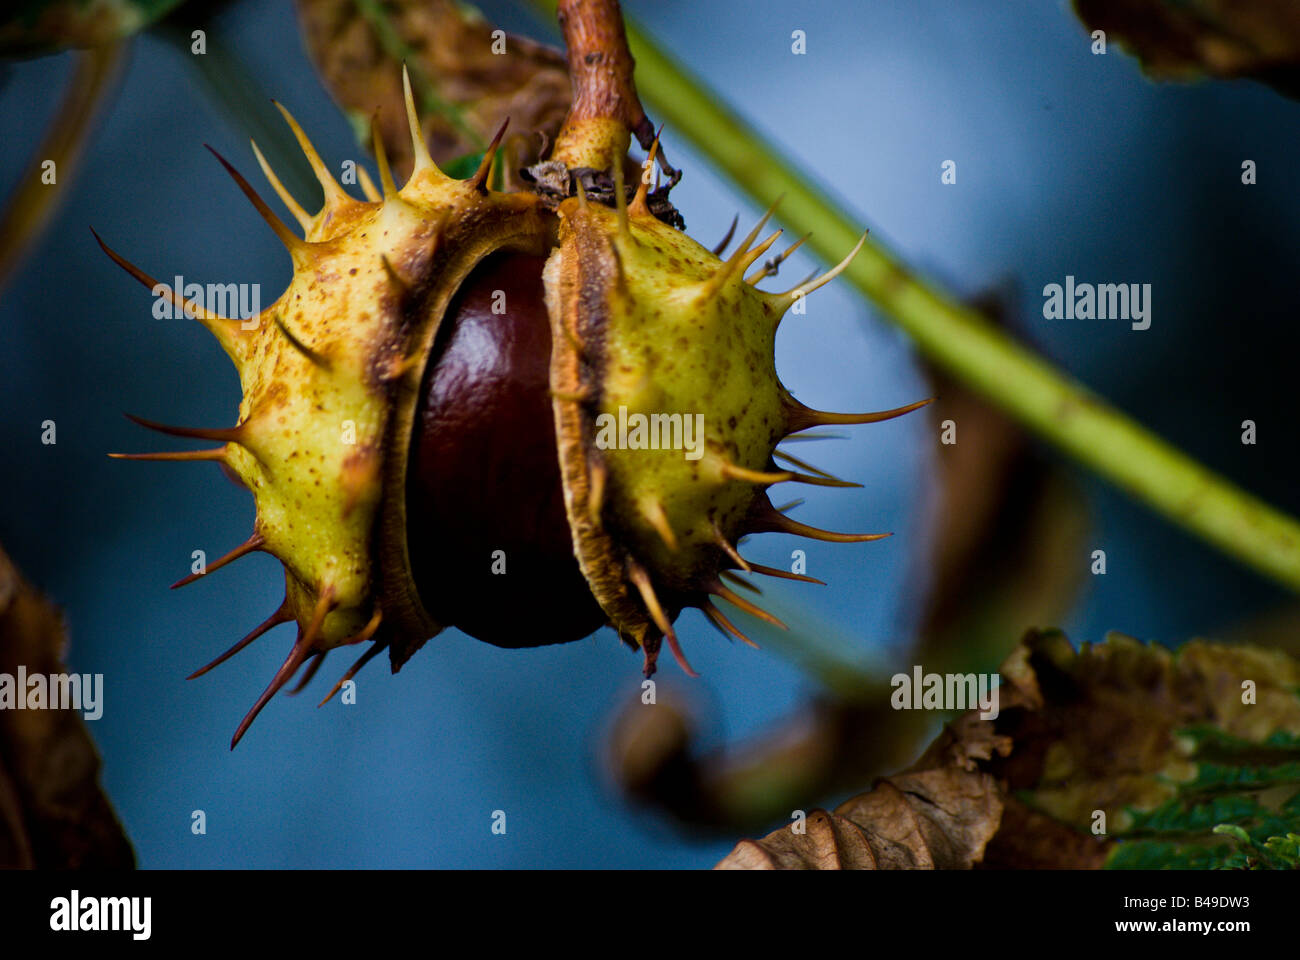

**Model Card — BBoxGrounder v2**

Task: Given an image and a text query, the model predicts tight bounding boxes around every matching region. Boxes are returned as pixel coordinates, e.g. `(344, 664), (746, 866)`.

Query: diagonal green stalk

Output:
(531, 0), (1300, 594)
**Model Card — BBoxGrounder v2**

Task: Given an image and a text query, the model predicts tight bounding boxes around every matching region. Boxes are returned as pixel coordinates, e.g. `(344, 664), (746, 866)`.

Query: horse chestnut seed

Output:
(406, 251), (606, 646)
(97, 69), (928, 747)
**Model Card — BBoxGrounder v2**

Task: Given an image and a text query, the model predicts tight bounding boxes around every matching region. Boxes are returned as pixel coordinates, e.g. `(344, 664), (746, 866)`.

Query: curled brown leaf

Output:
(294, 0), (571, 181)
(0, 544), (133, 868)
(716, 711), (1006, 870)
(718, 630), (1300, 869)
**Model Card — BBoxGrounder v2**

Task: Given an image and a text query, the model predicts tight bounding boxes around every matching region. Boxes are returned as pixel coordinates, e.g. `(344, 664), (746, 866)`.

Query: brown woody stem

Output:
(550, 0), (656, 172)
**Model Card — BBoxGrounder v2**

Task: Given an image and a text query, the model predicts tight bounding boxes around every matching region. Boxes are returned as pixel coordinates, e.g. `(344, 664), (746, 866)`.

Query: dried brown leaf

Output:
(0, 544), (133, 868)
(1074, 0), (1300, 98)
(715, 710), (1006, 870)
(293, 0), (571, 180)
(718, 630), (1300, 869)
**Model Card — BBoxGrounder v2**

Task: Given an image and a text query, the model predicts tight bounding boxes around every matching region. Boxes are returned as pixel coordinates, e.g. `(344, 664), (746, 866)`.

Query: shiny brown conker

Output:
(406, 251), (608, 646)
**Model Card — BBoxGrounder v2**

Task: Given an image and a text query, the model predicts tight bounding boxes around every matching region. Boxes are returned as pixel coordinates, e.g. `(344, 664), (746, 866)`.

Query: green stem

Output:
(530, 0), (1300, 594)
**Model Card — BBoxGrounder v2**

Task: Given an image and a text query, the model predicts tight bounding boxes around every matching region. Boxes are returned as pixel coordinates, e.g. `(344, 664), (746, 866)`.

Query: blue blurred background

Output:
(1, 0), (1297, 867)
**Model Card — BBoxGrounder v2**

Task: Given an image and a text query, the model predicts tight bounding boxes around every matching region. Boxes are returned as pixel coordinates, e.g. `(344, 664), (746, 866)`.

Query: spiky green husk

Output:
(546, 193), (789, 670)
(104, 69), (925, 742)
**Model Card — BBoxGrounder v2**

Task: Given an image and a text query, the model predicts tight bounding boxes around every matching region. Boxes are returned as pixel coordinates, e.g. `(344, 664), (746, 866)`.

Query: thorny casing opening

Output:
(97, 0), (932, 747)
